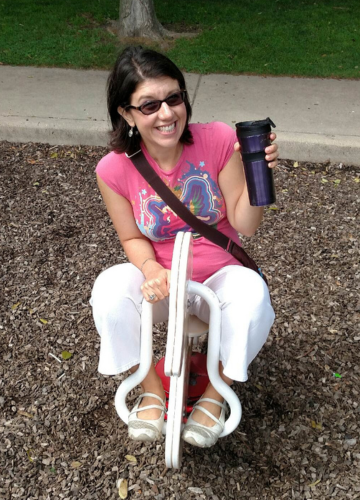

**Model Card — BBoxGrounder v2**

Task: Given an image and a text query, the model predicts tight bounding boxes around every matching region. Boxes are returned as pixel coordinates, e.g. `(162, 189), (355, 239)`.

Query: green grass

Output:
(0, 0), (120, 68)
(0, 0), (359, 78)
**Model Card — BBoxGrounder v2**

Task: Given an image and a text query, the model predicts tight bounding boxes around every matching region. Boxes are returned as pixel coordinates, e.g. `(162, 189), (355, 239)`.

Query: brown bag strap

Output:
(127, 150), (267, 283)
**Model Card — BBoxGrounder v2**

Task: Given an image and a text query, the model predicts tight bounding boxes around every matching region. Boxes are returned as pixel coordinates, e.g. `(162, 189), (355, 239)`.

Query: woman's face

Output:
(120, 77), (187, 158)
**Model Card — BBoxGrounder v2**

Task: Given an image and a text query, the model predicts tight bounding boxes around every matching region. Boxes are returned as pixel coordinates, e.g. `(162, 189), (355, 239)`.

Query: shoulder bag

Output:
(126, 150), (268, 285)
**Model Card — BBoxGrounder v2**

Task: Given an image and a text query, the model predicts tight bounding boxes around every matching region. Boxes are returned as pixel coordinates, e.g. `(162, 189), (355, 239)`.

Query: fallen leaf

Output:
(27, 449), (34, 462)
(254, 384), (263, 391)
(33, 182), (40, 186)
(354, 178), (359, 183)
(321, 178), (328, 184)
(50, 152), (58, 158)
(118, 478), (128, 499)
(61, 351), (72, 360)
(293, 161), (299, 167)
(333, 179), (341, 185)
(11, 302), (21, 310)
(39, 318), (48, 324)
(71, 461), (82, 468)
(18, 410), (33, 419)
(125, 455), (137, 463)
(308, 479), (321, 487)
(268, 206), (279, 210)
(311, 420), (322, 430)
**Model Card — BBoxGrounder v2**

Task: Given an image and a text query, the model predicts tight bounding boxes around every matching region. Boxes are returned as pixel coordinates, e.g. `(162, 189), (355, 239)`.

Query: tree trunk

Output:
(119, 0), (170, 40)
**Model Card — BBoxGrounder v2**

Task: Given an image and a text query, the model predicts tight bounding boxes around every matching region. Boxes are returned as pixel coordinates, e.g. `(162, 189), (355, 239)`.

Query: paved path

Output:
(0, 65), (359, 165)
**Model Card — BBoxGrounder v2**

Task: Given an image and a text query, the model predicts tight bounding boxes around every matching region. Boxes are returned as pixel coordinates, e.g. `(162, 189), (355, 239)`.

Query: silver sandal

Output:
(182, 398), (227, 448)
(128, 392), (166, 442)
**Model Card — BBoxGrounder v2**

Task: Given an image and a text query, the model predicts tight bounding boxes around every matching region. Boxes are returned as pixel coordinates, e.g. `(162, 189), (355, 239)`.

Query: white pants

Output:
(90, 264), (275, 382)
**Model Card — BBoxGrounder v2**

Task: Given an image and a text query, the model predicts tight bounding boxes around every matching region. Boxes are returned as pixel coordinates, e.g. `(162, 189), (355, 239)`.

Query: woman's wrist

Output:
(140, 258), (163, 277)
(140, 257), (155, 273)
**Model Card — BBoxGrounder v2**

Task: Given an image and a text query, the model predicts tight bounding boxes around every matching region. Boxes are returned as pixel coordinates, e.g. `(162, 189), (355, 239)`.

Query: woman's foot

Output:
(182, 380), (230, 447)
(190, 397), (223, 427)
(128, 391), (166, 442)
(182, 397), (227, 448)
(137, 389), (166, 420)
(190, 381), (226, 426)
(127, 365), (166, 442)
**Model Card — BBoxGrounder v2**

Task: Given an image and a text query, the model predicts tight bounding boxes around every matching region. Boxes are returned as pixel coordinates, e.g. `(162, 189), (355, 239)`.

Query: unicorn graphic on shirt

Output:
(135, 161), (225, 241)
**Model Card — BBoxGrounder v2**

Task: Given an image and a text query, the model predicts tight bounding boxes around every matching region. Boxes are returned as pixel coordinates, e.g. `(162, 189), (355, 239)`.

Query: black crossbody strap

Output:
(128, 150), (266, 282)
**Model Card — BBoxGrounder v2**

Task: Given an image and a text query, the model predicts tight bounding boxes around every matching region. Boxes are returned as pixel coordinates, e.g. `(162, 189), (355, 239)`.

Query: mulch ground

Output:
(0, 141), (359, 500)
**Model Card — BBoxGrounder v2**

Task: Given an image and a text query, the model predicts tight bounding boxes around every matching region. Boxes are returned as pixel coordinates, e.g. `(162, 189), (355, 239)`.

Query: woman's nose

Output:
(158, 102), (173, 119)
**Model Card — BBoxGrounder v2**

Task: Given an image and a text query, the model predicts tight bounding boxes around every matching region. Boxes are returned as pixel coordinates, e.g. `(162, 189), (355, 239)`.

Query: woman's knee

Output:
(91, 263), (143, 312)
(239, 268), (270, 303)
(215, 266), (271, 307)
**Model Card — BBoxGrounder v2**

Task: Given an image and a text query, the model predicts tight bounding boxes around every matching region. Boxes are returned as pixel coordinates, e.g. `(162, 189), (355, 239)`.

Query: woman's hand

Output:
(234, 132), (279, 169)
(141, 268), (171, 303)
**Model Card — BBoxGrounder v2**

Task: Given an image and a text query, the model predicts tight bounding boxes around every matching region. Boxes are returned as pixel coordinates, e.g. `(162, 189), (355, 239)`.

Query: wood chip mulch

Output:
(0, 141), (359, 500)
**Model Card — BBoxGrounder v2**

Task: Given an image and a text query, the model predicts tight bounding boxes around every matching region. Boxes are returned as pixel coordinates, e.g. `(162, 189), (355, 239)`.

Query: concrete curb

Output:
(1, 117), (359, 166)
(277, 132), (360, 165)
(0, 116), (109, 147)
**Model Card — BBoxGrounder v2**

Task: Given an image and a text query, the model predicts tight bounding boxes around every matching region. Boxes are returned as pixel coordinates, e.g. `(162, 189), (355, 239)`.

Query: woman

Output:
(91, 46), (279, 448)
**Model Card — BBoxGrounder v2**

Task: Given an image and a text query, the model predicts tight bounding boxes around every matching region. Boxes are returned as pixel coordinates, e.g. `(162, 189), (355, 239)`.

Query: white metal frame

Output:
(114, 232), (242, 468)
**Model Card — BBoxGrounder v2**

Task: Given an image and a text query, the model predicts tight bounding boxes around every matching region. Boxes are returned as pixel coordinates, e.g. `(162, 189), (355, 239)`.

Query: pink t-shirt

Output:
(96, 121), (243, 282)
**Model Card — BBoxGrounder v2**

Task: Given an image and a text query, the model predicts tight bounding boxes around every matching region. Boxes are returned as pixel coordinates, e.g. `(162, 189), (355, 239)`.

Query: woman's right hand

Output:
(141, 267), (171, 303)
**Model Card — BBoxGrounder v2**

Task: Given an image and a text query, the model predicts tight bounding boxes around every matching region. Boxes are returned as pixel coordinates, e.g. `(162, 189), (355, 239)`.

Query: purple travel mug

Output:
(236, 117), (276, 206)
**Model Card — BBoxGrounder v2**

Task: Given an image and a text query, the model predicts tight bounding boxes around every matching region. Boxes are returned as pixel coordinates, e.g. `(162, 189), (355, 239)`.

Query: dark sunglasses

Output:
(125, 91), (186, 116)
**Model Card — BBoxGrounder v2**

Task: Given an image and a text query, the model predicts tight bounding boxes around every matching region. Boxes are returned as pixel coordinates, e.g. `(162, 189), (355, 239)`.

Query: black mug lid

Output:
(235, 117), (276, 137)
(241, 151), (267, 163)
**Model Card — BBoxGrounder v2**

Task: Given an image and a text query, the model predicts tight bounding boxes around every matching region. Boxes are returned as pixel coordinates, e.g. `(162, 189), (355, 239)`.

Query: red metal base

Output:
(155, 353), (210, 420)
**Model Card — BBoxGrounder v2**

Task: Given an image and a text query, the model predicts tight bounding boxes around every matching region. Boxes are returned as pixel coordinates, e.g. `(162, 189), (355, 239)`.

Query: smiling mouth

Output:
(157, 122), (176, 133)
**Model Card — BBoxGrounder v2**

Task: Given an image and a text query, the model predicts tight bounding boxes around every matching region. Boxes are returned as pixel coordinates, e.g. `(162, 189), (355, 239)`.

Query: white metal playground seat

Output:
(115, 232), (242, 468)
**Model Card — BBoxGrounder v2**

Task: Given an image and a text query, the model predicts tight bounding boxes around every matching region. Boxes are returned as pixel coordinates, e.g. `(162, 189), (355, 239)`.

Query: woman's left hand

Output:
(234, 132), (279, 169)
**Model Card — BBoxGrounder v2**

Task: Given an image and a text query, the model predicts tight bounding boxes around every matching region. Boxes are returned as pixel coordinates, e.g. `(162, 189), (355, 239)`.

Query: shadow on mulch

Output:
(0, 141), (359, 500)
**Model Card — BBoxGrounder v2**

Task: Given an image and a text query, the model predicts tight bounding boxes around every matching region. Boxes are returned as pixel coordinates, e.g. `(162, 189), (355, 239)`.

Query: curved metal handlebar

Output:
(188, 281), (242, 438)
(114, 282), (242, 438)
(114, 300), (153, 425)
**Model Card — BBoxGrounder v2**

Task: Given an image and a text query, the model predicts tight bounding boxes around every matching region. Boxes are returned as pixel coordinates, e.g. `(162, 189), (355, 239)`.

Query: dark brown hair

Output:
(107, 46), (193, 155)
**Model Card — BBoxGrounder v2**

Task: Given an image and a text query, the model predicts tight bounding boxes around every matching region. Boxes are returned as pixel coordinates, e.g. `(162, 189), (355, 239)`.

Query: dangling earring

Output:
(128, 127), (133, 138)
